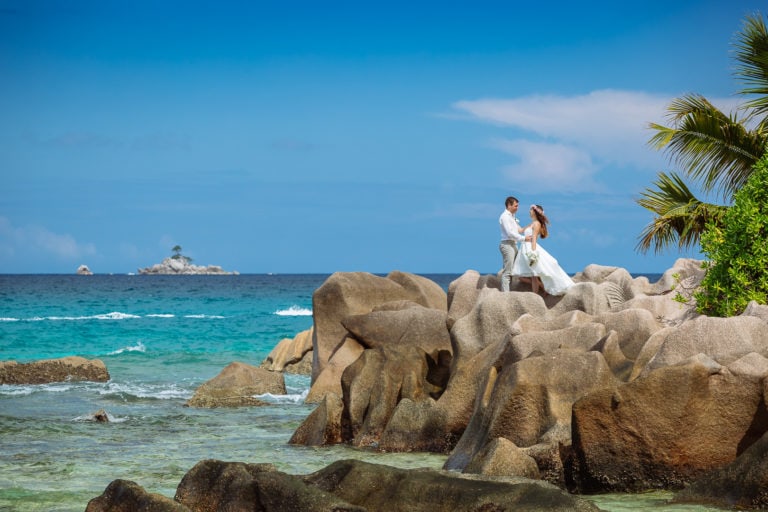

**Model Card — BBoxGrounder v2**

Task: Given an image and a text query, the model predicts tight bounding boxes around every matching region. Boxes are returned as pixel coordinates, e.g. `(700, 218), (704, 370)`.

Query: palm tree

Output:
(636, 13), (768, 254)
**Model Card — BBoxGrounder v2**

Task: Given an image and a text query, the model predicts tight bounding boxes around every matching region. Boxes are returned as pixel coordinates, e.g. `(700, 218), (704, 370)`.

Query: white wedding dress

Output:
(512, 227), (574, 296)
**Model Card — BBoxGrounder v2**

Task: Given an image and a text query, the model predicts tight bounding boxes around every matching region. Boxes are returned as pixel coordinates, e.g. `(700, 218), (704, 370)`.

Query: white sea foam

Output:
(146, 313), (175, 318)
(254, 388), (309, 404)
(184, 314), (226, 319)
(0, 317), (20, 322)
(97, 381), (192, 400)
(29, 312), (141, 321)
(0, 382), (78, 396)
(94, 312), (142, 320)
(109, 341), (147, 355)
(0, 385), (37, 396)
(274, 305), (312, 316)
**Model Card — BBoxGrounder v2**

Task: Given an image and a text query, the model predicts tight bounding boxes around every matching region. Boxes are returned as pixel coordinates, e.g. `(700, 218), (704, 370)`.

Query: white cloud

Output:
(0, 216), (96, 260)
(453, 89), (743, 190)
(490, 138), (603, 193)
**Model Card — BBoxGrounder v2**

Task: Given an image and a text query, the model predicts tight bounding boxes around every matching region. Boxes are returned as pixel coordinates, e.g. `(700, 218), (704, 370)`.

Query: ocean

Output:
(0, 273), (719, 512)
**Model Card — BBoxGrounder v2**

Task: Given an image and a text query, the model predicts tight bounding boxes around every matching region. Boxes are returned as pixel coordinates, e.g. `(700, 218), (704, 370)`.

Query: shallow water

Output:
(0, 274), (724, 511)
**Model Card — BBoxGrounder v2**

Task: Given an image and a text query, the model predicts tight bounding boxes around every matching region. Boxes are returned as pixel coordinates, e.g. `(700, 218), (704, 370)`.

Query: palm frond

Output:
(635, 172), (728, 254)
(734, 13), (768, 118)
(648, 94), (764, 201)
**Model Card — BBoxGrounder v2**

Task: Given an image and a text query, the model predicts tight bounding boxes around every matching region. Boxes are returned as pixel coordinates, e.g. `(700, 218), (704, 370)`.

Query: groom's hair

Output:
(505, 196), (518, 207)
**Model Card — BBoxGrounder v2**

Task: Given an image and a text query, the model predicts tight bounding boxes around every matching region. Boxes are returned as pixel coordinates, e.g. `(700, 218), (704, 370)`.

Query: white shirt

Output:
(499, 210), (524, 242)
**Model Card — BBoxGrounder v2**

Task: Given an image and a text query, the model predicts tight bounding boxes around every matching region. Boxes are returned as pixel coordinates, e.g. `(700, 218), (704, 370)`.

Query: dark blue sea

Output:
(0, 273), (717, 511)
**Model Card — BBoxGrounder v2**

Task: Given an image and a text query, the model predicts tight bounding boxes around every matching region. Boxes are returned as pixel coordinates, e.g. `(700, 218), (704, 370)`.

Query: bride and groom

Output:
(499, 196), (574, 296)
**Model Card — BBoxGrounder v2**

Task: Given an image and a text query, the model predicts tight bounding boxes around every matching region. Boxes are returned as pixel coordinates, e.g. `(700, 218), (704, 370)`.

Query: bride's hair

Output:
(531, 204), (549, 238)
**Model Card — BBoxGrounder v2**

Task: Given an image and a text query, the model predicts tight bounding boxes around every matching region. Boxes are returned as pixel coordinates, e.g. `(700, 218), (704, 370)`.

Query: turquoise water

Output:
(0, 274), (722, 511)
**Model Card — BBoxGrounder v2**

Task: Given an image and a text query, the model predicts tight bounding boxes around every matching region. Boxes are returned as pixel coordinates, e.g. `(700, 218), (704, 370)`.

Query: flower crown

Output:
(530, 204), (544, 215)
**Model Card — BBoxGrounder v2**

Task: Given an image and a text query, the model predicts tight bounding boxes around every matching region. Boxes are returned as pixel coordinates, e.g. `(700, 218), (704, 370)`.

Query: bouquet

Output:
(527, 250), (539, 266)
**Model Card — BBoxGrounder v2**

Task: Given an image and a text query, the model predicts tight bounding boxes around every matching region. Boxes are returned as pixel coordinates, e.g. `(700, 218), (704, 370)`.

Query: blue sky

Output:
(1, 1), (764, 275)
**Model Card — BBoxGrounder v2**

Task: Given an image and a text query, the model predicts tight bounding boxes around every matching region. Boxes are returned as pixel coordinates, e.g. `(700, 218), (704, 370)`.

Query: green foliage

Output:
(695, 152), (768, 316)
(170, 245), (193, 264)
(637, 13), (768, 254)
(635, 172), (728, 254)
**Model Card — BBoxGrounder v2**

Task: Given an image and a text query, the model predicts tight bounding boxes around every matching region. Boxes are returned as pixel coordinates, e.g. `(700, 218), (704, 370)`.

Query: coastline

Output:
(0, 269), (741, 511)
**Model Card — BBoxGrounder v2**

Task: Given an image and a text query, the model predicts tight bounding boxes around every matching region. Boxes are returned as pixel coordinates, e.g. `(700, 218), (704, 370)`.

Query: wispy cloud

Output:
(0, 217), (96, 259)
(490, 138), (602, 193)
(453, 89), (742, 192)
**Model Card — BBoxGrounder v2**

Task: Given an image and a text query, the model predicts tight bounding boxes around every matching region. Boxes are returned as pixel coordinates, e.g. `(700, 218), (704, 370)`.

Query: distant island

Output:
(138, 245), (238, 275)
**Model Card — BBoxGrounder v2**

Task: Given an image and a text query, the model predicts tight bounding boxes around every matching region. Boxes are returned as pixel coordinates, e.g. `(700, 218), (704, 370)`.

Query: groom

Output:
(499, 196), (527, 292)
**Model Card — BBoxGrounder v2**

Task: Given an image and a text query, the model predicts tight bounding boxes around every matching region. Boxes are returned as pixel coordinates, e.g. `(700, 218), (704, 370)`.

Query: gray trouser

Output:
(499, 240), (519, 292)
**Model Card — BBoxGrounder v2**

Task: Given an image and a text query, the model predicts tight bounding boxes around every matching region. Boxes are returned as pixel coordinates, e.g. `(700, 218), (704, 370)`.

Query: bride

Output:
(512, 204), (574, 296)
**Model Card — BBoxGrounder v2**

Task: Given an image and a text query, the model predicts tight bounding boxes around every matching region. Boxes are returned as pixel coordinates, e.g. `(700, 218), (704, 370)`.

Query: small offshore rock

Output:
(186, 362), (286, 408)
(91, 409), (110, 422)
(138, 257), (238, 275)
(0, 356), (110, 385)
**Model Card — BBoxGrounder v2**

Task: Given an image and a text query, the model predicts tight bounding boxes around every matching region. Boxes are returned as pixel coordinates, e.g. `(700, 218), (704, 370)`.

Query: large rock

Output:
(547, 282), (617, 317)
(633, 315), (768, 379)
(86, 479), (190, 512)
(288, 392), (344, 446)
(450, 291), (547, 367)
(304, 459), (600, 512)
(503, 323), (607, 362)
(186, 362), (285, 408)
(464, 437), (541, 479)
(304, 336), (364, 403)
(568, 358), (768, 493)
(340, 345), (438, 447)
(309, 271), (447, 397)
(673, 428), (768, 509)
(446, 270), (501, 327)
(378, 397), (450, 452)
(341, 301), (451, 360)
(743, 300), (768, 323)
(260, 328), (313, 374)
(595, 308), (661, 361)
(175, 459), (361, 512)
(0, 356), (109, 384)
(445, 350), (618, 472)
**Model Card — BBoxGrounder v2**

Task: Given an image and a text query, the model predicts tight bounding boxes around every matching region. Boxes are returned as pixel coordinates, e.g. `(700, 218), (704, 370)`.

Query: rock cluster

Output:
(138, 257), (238, 275)
(0, 356), (109, 384)
(284, 259), (768, 507)
(260, 328), (314, 374)
(83, 259), (768, 510)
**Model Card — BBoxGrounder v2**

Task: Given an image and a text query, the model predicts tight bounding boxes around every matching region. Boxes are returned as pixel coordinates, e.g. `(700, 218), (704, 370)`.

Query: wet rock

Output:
(186, 362), (285, 408)
(568, 358), (768, 493)
(86, 479), (189, 512)
(0, 356), (109, 385)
